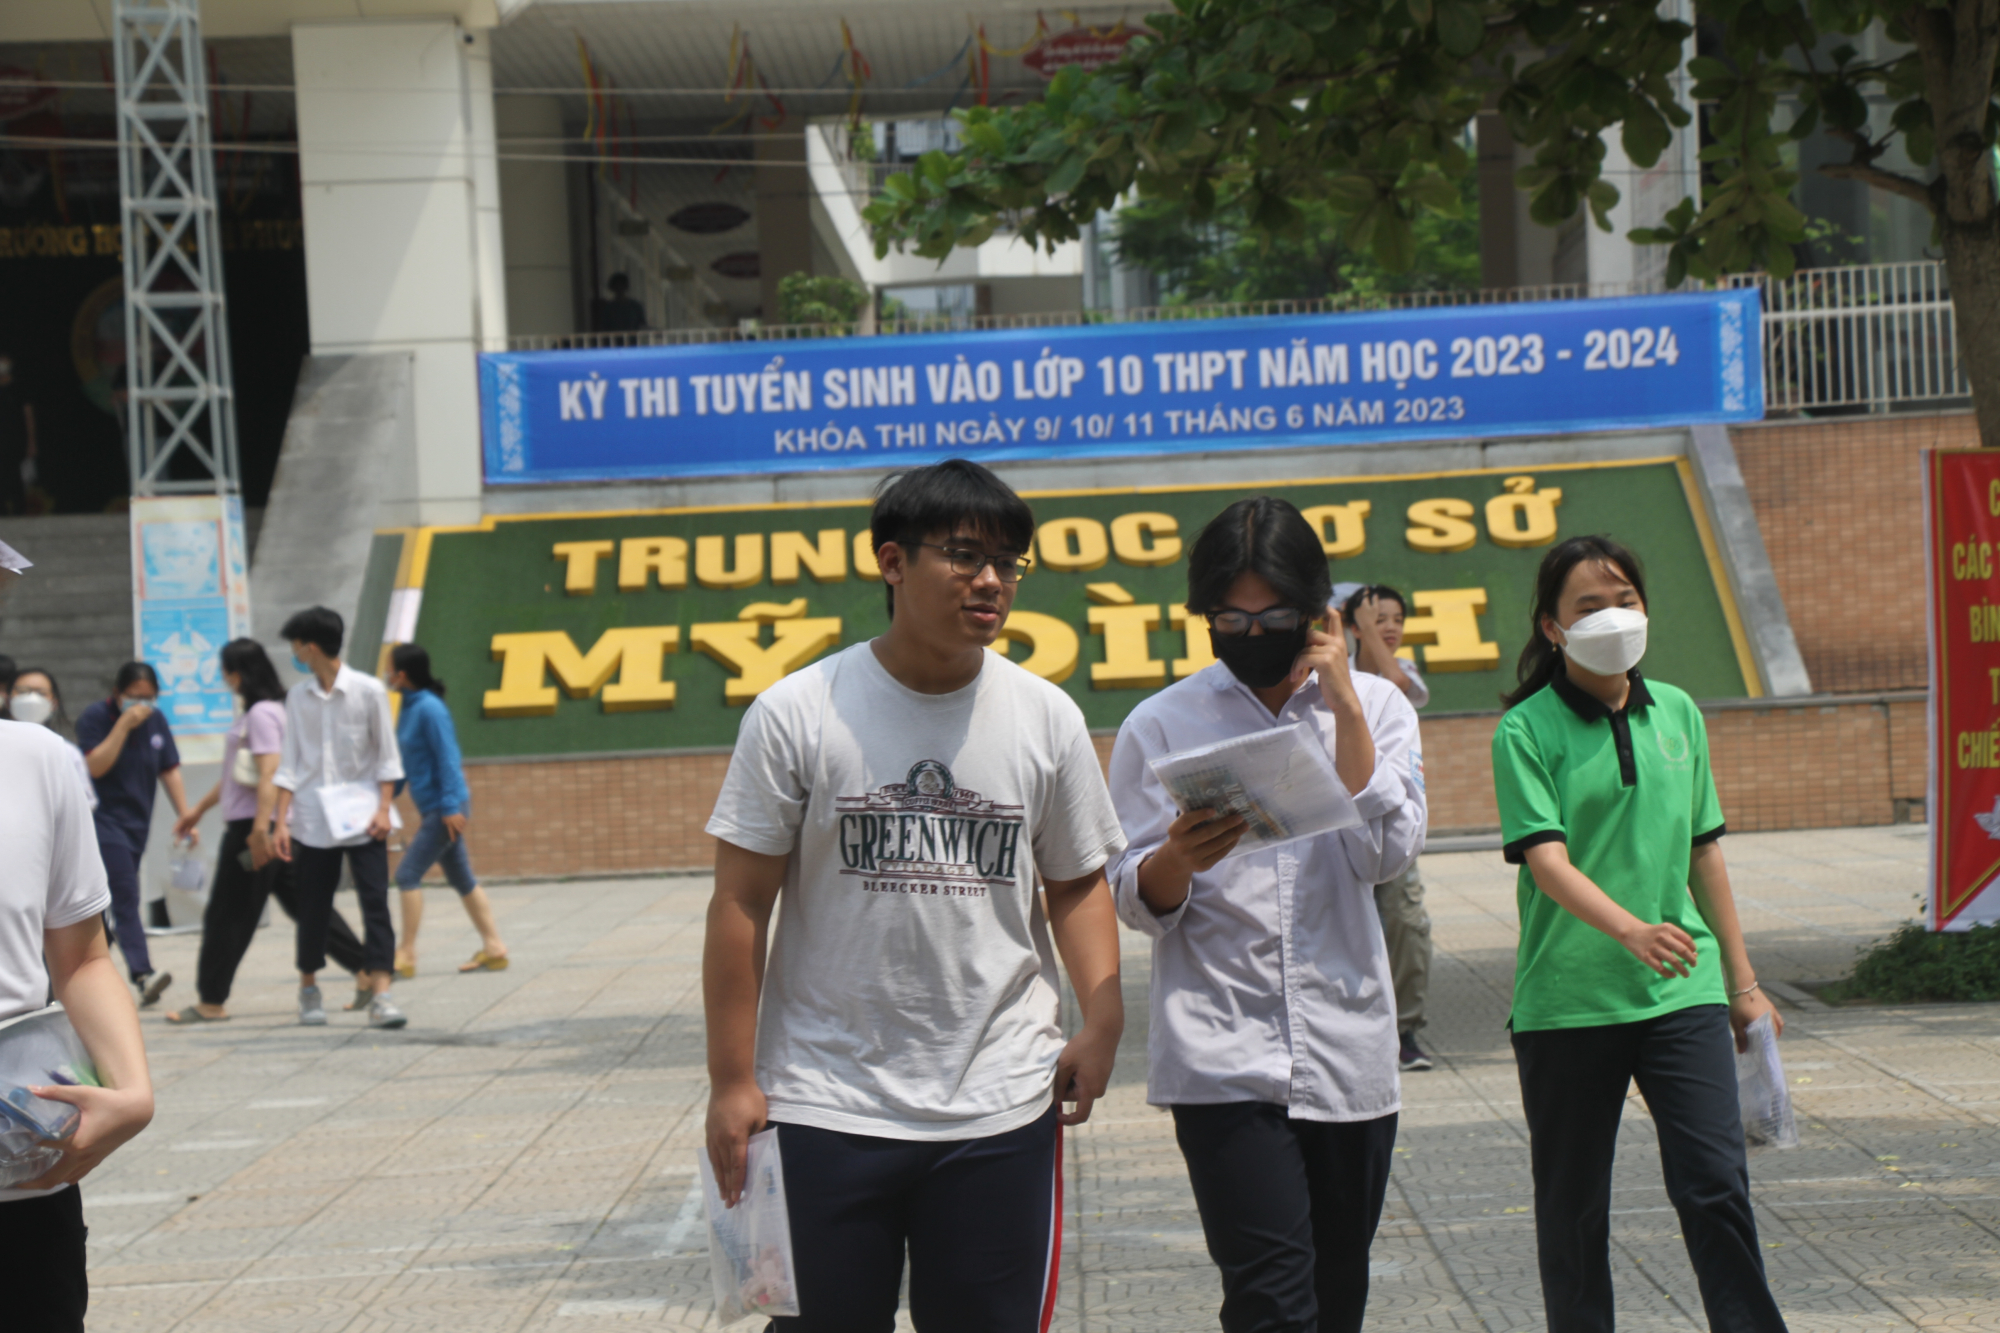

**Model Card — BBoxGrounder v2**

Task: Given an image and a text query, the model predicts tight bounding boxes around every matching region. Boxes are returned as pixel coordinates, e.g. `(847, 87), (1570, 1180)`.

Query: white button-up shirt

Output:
(1109, 665), (1426, 1122)
(274, 662), (404, 849)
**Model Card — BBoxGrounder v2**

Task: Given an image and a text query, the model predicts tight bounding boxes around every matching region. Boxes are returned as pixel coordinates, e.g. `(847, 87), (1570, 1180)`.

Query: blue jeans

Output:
(394, 812), (478, 894)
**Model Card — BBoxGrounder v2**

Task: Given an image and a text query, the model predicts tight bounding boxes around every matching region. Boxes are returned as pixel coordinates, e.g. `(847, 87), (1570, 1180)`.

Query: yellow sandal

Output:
(459, 950), (510, 973)
(394, 956), (416, 980)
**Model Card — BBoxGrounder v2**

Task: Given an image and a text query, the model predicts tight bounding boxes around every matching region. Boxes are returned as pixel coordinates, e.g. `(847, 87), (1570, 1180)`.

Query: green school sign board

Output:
(395, 456), (1758, 761)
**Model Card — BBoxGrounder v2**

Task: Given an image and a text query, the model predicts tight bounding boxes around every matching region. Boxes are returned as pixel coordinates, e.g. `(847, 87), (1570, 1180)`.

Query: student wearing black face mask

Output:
(1106, 496), (1428, 1333)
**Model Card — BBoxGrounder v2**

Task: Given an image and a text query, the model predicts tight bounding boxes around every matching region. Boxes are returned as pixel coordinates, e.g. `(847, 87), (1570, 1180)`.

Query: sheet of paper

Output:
(315, 781), (401, 841)
(1148, 721), (1362, 859)
(0, 538), (30, 574)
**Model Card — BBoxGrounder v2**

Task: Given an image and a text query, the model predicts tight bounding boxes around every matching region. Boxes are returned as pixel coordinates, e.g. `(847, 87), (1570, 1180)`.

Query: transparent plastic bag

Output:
(0, 1005), (97, 1187)
(697, 1128), (801, 1324)
(1734, 1011), (1799, 1149)
(169, 840), (207, 893)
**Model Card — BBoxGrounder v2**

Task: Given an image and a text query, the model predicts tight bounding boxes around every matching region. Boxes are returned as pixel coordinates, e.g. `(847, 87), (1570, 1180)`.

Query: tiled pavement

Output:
(81, 821), (2000, 1331)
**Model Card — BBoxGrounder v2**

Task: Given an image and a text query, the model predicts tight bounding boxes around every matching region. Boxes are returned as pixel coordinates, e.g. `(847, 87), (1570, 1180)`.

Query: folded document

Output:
(1149, 721), (1361, 859)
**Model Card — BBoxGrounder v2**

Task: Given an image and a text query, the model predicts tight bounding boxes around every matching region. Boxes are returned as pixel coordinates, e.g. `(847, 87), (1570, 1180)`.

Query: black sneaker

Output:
(1398, 1033), (1433, 1072)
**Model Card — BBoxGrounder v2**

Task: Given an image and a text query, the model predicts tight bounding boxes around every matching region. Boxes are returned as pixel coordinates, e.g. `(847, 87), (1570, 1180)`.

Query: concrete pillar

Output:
(756, 126), (813, 320)
(293, 19), (502, 528)
(498, 95), (574, 337)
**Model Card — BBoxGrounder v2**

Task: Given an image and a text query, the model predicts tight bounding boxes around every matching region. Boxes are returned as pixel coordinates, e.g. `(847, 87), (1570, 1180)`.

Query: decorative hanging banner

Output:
(479, 290), (1762, 486)
(1926, 449), (2000, 930)
(128, 494), (253, 765)
(1022, 24), (1139, 78)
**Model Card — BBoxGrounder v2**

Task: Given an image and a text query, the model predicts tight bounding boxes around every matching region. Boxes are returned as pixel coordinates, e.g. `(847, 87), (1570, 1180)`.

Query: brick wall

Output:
(443, 695), (1925, 880)
(1732, 410), (1970, 694)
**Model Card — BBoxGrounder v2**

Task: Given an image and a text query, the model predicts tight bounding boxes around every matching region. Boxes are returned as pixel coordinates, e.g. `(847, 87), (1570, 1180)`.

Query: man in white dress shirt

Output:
(271, 606), (407, 1030)
(1111, 499), (1426, 1333)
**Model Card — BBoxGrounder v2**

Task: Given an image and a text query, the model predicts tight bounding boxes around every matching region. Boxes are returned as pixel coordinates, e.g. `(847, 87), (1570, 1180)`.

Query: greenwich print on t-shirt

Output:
(837, 760), (1027, 897)
(706, 644), (1126, 1140)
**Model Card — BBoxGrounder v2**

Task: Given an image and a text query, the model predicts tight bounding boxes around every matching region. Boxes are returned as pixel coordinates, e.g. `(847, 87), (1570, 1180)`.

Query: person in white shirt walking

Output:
(703, 459), (1127, 1331)
(1110, 499), (1427, 1333)
(1339, 582), (1437, 1073)
(0, 717), (156, 1332)
(270, 606), (407, 1030)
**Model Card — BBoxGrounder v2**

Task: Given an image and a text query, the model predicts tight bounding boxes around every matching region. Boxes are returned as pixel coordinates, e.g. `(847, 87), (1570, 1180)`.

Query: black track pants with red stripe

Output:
(769, 1103), (1063, 1332)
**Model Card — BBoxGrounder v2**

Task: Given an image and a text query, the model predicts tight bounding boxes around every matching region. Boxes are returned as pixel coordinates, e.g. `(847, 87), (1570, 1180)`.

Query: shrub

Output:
(1828, 922), (2000, 1003)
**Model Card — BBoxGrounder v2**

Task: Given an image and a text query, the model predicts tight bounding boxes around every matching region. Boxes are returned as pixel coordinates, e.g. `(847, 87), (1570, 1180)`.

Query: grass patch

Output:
(1822, 922), (2000, 1003)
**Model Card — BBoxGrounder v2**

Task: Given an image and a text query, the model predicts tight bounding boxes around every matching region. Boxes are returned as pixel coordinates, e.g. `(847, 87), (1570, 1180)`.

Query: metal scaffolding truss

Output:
(113, 0), (239, 496)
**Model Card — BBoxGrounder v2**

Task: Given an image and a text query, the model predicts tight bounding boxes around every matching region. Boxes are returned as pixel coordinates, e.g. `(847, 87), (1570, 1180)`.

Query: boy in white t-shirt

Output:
(1339, 583), (1437, 1072)
(703, 459), (1127, 1331)
(0, 720), (156, 1331)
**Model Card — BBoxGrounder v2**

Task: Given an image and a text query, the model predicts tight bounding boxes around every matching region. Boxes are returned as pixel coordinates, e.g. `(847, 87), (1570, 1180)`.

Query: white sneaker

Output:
(368, 994), (407, 1029)
(298, 985), (327, 1026)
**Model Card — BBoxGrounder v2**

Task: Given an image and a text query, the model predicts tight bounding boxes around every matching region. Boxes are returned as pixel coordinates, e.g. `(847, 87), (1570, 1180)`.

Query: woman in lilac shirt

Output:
(164, 640), (364, 1024)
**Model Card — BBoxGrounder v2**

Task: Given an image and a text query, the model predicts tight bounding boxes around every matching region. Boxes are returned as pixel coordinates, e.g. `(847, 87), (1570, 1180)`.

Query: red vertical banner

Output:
(1927, 449), (2000, 929)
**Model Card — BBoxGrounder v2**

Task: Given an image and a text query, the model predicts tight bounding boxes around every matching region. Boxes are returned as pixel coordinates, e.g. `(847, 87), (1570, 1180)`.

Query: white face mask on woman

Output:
(9, 690), (54, 726)
(1559, 607), (1648, 676)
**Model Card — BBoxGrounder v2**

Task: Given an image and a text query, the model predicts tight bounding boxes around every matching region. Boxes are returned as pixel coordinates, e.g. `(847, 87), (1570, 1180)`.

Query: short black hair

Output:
(0, 654), (15, 691)
(114, 661), (160, 695)
(1187, 497), (1332, 617)
(1340, 584), (1407, 620)
(281, 605), (344, 658)
(609, 272), (630, 293)
(869, 459), (1035, 617)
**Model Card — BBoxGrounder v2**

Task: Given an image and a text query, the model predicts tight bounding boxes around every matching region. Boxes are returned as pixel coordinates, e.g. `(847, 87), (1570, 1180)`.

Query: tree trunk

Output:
(1912, 0), (2000, 444)
(1940, 215), (2000, 448)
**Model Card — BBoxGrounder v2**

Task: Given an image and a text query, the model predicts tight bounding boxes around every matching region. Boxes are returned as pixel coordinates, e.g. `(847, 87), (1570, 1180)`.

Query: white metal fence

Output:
(508, 260), (1970, 418)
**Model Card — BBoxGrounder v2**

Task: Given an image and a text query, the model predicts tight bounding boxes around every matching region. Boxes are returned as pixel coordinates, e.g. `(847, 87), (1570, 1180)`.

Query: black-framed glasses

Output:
(1208, 606), (1306, 636)
(912, 542), (1033, 583)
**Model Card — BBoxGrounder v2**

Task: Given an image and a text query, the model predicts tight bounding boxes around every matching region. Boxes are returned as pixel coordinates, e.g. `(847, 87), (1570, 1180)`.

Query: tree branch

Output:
(1818, 159), (1938, 210)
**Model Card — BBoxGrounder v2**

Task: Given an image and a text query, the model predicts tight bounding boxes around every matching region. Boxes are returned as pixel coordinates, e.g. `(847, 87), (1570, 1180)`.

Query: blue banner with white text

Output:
(479, 290), (1762, 484)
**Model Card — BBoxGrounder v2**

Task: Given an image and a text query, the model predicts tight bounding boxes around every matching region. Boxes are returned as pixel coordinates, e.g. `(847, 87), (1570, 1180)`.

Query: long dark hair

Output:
(391, 643), (446, 698)
(1501, 535), (1650, 709)
(1187, 496), (1332, 615)
(220, 638), (285, 707)
(13, 666), (74, 741)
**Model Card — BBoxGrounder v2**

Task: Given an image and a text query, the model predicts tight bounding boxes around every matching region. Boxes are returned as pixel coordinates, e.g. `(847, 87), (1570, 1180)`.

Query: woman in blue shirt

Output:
(389, 644), (508, 975)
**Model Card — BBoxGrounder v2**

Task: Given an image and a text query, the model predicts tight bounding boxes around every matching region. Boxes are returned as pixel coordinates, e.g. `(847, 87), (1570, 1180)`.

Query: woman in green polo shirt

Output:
(1491, 534), (1789, 1333)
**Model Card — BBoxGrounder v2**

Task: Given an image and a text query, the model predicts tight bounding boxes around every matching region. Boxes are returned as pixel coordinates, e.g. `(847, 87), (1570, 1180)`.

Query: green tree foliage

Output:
(864, 0), (2000, 443)
(775, 272), (870, 328)
(1112, 187), (1481, 305)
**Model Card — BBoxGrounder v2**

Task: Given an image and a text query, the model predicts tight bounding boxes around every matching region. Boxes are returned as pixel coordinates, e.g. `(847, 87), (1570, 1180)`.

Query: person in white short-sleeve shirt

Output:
(0, 720), (157, 1330)
(703, 459), (1127, 1331)
(1340, 582), (1440, 1075)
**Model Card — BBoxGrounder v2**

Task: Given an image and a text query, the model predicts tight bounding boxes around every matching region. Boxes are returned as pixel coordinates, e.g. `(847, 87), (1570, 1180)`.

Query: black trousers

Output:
(770, 1105), (1062, 1332)
(291, 840), (395, 975)
(1171, 1103), (1399, 1333)
(0, 1186), (88, 1330)
(96, 833), (153, 980)
(196, 819), (365, 1004)
(1512, 1004), (1789, 1333)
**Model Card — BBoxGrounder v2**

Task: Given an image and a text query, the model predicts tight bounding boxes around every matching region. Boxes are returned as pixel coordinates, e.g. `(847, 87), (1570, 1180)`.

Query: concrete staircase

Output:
(0, 514), (136, 704)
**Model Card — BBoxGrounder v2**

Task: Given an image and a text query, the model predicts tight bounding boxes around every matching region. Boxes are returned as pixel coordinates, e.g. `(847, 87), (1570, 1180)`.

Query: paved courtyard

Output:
(80, 821), (2000, 1331)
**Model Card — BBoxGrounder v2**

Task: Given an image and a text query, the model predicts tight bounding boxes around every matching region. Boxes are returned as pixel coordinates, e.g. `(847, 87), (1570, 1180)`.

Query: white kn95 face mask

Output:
(1559, 607), (1648, 676)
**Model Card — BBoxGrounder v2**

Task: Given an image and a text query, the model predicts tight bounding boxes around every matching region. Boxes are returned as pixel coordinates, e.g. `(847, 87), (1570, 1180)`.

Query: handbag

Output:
(230, 741), (260, 788)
